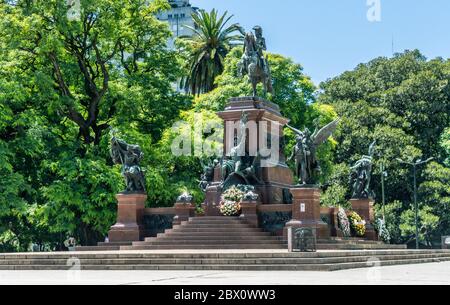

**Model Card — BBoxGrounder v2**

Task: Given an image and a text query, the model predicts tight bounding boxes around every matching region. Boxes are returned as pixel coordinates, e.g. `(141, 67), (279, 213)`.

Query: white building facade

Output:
(157, 0), (198, 48)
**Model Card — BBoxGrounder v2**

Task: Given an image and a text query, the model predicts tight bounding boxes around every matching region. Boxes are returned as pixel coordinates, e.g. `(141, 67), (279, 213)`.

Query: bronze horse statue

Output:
(238, 26), (273, 97)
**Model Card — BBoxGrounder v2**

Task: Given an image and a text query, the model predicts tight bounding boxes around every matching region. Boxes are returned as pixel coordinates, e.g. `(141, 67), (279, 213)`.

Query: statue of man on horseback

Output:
(238, 26), (273, 97)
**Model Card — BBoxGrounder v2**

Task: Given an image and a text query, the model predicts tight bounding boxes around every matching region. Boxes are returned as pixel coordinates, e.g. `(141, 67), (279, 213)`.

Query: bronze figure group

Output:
(287, 119), (340, 185)
(110, 132), (146, 194)
(238, 26), (273, 97)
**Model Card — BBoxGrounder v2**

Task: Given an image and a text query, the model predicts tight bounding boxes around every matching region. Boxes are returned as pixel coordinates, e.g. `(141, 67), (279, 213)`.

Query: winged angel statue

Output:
(287, 119), (340, 185)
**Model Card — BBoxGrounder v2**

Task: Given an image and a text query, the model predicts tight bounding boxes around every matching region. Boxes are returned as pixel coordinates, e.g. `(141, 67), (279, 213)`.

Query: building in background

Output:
(157, 0), (198, 49)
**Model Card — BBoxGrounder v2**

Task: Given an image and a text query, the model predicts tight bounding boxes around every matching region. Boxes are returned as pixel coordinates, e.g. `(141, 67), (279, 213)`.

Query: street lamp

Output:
(380, 162), (388, 220)
(396, 157), (434, 249)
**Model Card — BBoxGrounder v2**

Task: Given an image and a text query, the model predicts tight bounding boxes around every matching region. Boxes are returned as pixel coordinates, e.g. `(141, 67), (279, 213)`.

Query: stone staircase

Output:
(121, 216), (407, 251)
(316, 238), (406, 250)
(77, 216), (407, 251)
(123, 216), (287, 250)
(1, 250), (449, 271)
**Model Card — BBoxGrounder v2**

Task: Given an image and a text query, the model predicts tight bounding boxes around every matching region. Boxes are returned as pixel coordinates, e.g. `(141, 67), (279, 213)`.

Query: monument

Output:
(101, 25), (379, 249)
(284, 120), (339, 238)
(203, 27), (293, 215)
(203, 96), (294, 215)
(349, 141), (377, 240)
(202, 26), (339, 239)
(108, 133), (147, 242)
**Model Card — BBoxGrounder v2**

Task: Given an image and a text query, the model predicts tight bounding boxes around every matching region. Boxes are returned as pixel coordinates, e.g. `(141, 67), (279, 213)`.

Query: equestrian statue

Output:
(238, 26), (273, 97)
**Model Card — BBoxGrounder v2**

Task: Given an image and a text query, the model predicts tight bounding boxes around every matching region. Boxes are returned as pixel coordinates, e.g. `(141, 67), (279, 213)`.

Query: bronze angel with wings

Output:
(287, 119), (340, 185)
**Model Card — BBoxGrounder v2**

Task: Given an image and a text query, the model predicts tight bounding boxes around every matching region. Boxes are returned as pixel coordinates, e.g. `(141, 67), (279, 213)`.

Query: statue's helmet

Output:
(253, 25), (262, 35)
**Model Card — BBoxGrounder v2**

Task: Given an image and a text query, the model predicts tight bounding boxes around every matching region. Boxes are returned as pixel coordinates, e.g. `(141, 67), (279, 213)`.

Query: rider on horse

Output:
(253, 26), (269, 76)
(239, 26), (273, 97)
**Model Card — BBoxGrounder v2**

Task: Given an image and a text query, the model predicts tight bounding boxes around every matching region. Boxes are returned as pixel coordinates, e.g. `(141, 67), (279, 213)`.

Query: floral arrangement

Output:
(220, 200), (241, 216)
(337, 207), (351, 237)
(348, 211), (366, 237)
(219, 186), (245, 216)
(223, 186), (245, 202)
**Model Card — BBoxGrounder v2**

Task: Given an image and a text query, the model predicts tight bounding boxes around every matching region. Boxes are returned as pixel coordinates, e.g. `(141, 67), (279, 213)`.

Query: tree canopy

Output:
(180, 9), (244, 95)
(0, 0), (190, 248)
(318, 50), (450, 245)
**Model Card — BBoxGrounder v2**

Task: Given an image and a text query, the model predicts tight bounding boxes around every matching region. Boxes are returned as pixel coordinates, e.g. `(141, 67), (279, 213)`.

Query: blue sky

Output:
(190, 0), (450, 85)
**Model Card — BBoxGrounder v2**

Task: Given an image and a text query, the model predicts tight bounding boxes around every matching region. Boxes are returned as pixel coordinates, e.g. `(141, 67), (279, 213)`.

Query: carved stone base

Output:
(350, 198), (377, 241)
(204, 184), (222, 216)
(108, 193), (146, 242)
(284, 187), (329, 239)
(239, 201), (259, 227)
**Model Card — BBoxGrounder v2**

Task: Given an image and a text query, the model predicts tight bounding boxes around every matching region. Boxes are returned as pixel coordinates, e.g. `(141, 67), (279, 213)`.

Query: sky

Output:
(189, 0), (450, 85)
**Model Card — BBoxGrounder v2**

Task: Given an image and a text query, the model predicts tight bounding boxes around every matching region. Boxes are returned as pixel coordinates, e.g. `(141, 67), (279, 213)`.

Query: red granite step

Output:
(159, 231), (272, 237)
(121, 244), (287, 250)
(123, 216), (287, 250)
(165, 228), (264, 233)
(134, 239), (285, 245)
(150, 235), (281, 241)
(178, 222), (258, 229)
(188, 217), (241, 220)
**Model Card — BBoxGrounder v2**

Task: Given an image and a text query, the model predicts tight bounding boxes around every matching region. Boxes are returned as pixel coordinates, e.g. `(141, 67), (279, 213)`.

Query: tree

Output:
(0, 0), (187, 247)
(320, 163), (351, 208)
(419, 162), (450, 240)
(318, 50), (449, 205)
(442, 127), (450, 166)
(318, 50), (450, 245)
(400, 206), (439, 248)
(1, 0), (185, 146)
(180, 9), (244, 95)
(375, 201), (404, 244)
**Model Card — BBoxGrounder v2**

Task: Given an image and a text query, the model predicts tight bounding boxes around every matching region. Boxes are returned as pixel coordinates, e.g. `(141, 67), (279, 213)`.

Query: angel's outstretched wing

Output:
(312, 118), (340, 147)
(286, 124), (303, 135)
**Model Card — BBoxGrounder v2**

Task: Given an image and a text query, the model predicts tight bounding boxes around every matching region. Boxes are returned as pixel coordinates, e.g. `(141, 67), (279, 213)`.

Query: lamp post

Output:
(396, 157), (434, 249)
(380, 162), (387, 220)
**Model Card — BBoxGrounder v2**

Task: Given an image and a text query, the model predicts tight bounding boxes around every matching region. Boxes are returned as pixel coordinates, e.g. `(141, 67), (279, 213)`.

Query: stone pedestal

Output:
(108, 193), (146, 242)
(204, 183), (222, 216)
(239, 201), (259, 227)
(329, 207), (344, 237)
(284, 187), (329, 239)
(173, 202), (195, 226)
(205, 97), (294, 208)
(350, 198), (377, 240)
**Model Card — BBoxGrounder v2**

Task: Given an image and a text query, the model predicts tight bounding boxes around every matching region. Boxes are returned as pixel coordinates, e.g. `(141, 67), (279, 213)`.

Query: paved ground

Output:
(1, 261), (449, 285)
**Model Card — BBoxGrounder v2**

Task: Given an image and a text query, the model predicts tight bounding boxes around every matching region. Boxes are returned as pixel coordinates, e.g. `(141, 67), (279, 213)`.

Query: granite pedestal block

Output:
(285, 187), (329, 239)
(108, 193), (146, 242)
(350, 198), (377, 241)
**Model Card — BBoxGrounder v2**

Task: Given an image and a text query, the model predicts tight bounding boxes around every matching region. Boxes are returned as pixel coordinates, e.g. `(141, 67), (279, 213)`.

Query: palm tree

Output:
(181, 9), (244, 95)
